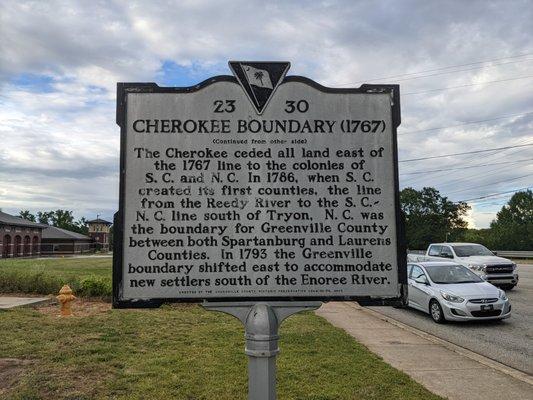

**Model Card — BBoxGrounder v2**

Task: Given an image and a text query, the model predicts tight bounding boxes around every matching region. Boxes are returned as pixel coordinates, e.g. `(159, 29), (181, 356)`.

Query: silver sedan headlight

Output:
(440, 291), (465, 303)
(499, 290), (508, 301)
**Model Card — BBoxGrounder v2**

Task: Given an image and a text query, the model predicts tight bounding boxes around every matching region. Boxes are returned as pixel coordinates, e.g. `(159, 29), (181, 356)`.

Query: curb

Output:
(346, 302), (533, 386)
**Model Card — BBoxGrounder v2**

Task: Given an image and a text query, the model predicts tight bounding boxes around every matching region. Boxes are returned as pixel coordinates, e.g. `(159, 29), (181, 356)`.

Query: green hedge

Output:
(0, 270), (111, 299)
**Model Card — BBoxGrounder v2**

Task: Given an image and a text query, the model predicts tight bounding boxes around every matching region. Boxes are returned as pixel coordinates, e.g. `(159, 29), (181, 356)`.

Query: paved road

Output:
(369, 264), (533, 375)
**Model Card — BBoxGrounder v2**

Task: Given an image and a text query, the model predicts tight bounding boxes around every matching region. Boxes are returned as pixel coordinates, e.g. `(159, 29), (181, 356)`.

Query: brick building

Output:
(0, 211), (46, 258)
(87, 218), (112, 251)
(1, 211), (101, 258)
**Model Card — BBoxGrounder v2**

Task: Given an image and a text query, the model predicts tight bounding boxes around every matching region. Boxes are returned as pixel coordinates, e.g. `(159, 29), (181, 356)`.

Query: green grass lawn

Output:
(0, 257), (111, 297)
(0, 257), (110, 279)
(0, 302), (442, 400)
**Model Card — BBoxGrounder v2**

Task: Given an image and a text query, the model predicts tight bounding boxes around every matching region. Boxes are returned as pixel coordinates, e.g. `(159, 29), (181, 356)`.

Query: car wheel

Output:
(429, 300), (446, 323)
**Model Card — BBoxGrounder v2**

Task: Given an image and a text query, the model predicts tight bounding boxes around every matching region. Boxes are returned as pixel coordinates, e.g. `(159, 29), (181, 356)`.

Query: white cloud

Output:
(466, 206), (499, 229)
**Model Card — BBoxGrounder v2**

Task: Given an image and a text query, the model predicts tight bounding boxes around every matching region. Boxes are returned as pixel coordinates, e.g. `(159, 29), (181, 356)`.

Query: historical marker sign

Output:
(113, 62), (406, 308)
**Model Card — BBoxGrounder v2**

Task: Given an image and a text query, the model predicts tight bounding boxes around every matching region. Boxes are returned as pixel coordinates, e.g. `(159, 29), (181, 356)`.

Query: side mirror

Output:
(440, 253), (453, 259)
(415, 276), (428, 285)
(492, 251), (498, 256)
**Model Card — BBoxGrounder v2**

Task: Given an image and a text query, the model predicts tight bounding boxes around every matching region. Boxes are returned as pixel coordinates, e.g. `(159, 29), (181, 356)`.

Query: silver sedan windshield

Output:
(424, 264), (483, 284)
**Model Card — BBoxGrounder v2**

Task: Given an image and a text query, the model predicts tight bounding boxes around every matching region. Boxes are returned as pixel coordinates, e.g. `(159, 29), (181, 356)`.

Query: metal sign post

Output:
(203, 301), (322, 400)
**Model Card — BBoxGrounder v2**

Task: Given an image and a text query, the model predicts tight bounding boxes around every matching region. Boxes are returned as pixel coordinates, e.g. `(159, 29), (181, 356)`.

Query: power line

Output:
(399, 111), (533, 135)
(403, 74), (533, 96)
(339, 58), (533, 86)
(403, 157), (525, 187)
(457, 186), (532, 202)
(400, 138), (533, 184)
(400, 158), (533, 175)
(338, 52), (533, 85)
(471, 200), (511, 207)
(470, 200), (513, 207)
(402, 141), (533, 192)
(380, 58), (533, 84)
(436, 156), (533, 190)
(399, 143), (533, 163)
(446, 173), (533, 195)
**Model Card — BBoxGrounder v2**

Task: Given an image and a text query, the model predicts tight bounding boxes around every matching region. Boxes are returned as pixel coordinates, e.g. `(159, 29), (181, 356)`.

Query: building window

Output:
(14, 235), (22, 256)
(2, 234), (11, 258)
(24, 236), (31, 256)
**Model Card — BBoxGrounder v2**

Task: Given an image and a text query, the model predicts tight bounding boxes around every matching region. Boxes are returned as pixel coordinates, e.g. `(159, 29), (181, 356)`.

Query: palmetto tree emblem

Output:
(254, 71), (265, 86)
(229, 61), (290, 114)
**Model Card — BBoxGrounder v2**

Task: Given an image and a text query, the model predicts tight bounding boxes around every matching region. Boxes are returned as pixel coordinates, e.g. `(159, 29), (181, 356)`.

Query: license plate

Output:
(481, 304), (494, 311)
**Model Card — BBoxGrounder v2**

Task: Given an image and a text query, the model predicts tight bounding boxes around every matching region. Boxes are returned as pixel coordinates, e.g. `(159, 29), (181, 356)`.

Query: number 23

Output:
(213, 100), (236, 113)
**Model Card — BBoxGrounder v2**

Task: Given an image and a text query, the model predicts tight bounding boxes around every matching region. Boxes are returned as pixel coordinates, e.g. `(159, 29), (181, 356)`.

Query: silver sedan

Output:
(407, 261), (511, 323)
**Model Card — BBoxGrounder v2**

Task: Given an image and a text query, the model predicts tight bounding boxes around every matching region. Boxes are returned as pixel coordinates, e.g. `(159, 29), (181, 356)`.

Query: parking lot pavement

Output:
(368, 264), (533, 374)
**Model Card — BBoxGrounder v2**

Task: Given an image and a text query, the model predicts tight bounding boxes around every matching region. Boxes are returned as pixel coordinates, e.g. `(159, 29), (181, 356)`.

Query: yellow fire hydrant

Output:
(56, 285), (76, 316)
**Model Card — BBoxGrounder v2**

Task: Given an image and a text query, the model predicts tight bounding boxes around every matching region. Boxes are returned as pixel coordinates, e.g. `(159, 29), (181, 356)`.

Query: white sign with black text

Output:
(114, 62), (405, 306)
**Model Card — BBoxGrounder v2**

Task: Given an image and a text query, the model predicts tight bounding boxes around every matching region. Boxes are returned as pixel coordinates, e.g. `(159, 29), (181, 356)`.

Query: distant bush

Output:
(0, 270), (111, 299)
(77, 276), (112, 297)
(0, 271), (63, 294)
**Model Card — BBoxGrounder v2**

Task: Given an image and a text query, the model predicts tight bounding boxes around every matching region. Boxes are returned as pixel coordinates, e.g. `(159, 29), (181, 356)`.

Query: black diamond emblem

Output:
(229, 61), (290, 114)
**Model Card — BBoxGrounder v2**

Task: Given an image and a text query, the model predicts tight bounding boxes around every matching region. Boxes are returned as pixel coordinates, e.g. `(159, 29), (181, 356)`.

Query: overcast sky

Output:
(1, 0), (532, 228)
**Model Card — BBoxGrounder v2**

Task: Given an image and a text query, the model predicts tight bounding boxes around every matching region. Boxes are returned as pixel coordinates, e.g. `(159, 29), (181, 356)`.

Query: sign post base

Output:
(203, 301), (322, 400)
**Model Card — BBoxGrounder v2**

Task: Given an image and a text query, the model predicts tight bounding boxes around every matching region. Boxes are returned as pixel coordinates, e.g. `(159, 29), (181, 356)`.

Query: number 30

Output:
(285, 100), (309, 113)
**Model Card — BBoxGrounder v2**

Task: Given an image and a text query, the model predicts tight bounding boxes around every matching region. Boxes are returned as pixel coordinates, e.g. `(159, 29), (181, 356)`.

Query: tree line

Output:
(400, 188), (532, 251)
(18, 210), (89, 235)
